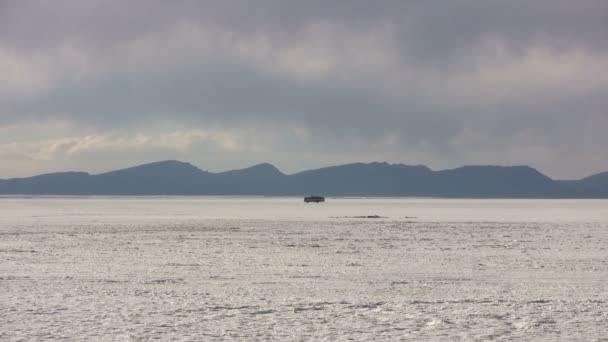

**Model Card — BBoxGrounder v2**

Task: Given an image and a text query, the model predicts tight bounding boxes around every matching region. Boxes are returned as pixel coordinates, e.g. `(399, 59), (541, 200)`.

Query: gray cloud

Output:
(1, 0), (607, 179)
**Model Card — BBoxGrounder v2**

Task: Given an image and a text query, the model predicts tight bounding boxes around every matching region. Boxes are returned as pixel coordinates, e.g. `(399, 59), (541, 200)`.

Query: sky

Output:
(1, 0), (607, 179)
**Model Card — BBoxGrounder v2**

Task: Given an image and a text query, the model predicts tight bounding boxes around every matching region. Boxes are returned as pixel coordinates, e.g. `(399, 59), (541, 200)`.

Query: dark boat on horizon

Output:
(304, 196), (325, 203)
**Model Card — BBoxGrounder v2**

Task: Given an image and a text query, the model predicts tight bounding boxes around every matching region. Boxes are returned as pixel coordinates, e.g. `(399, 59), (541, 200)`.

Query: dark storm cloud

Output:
(3, 1), (607, 53)
(0, 0), (607, 178)
(8, 58), (456, 144)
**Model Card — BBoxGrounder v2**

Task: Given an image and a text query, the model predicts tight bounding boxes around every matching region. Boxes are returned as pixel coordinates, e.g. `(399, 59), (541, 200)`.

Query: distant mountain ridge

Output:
(1, 160), (607, 198)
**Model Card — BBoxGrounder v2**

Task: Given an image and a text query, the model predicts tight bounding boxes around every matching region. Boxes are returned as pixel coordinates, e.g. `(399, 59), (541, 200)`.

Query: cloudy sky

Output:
(1, 0), (607, 179)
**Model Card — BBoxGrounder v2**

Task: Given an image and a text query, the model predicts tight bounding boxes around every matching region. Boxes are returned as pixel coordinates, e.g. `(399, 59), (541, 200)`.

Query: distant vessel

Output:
(304, 196), (325, 203)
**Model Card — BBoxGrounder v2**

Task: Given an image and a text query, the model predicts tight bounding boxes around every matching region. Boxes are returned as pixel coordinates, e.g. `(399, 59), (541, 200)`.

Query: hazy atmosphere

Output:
(3, 4), (608, 340)
(1, 0), (607, 179)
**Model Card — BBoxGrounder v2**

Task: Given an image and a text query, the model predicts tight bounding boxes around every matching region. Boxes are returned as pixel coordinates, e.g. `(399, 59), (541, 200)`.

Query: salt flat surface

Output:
(1, 198), (607, 341)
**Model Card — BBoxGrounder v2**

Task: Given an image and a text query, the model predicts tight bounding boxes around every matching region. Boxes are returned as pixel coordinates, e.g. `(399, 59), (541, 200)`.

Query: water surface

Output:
(1, 198), (607, 341)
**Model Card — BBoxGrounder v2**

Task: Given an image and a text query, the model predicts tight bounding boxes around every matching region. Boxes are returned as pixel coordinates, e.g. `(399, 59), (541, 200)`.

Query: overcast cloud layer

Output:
(1, 0), (607, 179)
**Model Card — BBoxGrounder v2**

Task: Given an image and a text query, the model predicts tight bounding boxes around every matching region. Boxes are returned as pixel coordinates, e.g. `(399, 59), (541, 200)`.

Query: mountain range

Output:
(1, 160), (607, 198)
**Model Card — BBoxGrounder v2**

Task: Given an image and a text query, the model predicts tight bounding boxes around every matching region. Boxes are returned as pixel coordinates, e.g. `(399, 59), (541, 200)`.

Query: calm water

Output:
(1, 197), (607, 223)
(1, 198), (607, 341)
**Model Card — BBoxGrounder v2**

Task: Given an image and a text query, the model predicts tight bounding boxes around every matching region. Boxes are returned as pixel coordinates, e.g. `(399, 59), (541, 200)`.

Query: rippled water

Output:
(1, 198), (607, 341)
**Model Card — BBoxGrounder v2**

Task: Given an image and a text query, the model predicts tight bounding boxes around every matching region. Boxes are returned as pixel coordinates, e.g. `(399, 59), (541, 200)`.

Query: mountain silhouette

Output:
(0, 160), (606, 197)
(559, 171), (608, 197)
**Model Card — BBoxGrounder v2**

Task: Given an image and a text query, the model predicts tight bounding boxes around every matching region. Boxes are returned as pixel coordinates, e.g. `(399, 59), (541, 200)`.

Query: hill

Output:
(0, 160), (604, 197)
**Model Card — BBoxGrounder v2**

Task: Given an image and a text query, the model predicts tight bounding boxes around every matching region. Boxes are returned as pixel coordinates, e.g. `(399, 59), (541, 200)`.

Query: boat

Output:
(304, 196), (325, 203)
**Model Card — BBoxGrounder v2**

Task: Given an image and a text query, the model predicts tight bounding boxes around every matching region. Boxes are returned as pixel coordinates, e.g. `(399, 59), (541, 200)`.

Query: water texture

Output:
(1, 198), (607, 341)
